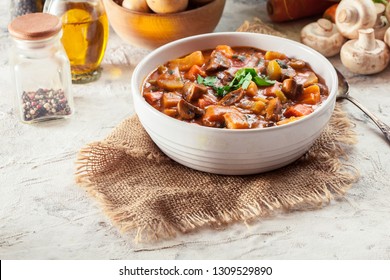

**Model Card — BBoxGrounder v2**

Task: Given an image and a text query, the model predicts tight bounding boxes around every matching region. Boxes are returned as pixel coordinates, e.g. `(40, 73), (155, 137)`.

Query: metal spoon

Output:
(335, 68), (390, 143)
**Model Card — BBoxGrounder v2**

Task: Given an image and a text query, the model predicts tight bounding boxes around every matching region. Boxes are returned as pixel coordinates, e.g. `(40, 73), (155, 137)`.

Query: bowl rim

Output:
(131, 32), (338, 134)
(107, 0), (226, 17)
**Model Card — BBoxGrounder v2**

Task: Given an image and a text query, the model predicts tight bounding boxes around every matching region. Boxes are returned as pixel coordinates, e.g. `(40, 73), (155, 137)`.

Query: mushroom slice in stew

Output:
(218, 88), (245, 106)
(177, 99), (204, 120)
(288, 59), (306, 69)
(281, 78), (303, 100)
(205, 50), (232, 72)
(183, 81), (207, 102)
(294, 71), (318, 87)
(265, 97), (282, 122)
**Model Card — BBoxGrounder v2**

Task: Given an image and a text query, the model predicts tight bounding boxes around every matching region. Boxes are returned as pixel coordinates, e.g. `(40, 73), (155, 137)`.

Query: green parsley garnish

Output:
(197, 75), (218, 87)
(197, 68), (275, 97)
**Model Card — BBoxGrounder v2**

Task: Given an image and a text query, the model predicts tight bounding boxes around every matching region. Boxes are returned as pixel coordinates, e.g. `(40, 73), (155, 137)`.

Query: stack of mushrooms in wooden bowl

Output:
(102, 0), (226, 49)
(300, 0), (390, 75)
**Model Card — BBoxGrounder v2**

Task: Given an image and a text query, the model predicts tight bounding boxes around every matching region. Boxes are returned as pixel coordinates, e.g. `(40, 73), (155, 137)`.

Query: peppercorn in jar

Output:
(8, 13), (74, 123)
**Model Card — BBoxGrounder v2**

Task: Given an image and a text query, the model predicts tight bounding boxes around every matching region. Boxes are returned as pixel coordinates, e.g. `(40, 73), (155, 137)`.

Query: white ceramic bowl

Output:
(131, 32), (338, 175)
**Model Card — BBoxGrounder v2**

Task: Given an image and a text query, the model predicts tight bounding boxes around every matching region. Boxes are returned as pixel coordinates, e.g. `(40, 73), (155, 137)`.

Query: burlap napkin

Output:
(75, 19), (359, 242)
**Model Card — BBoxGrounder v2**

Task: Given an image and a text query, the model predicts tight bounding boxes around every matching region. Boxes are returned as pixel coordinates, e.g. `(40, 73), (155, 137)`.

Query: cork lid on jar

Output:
(8, 13), (62, 41)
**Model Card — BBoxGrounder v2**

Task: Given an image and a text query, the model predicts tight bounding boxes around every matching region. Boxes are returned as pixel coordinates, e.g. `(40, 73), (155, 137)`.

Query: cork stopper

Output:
(8, 13), (62, 41)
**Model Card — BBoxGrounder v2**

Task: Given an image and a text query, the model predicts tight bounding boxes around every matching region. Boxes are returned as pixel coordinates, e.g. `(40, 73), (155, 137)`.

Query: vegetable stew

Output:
(142, 45), (329, 129)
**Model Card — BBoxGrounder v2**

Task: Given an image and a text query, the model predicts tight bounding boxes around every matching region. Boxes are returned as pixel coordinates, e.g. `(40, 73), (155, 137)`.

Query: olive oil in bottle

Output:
(44, 0), (109, 83)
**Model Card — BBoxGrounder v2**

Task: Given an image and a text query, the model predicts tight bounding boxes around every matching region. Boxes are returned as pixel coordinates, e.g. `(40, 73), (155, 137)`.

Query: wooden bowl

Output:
(103, 0), (226, 49)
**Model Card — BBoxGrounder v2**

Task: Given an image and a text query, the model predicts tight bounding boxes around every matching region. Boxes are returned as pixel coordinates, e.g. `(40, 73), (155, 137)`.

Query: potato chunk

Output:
(265, 97), (282, 122)
(169, 51), (205, 71)
(299, 84), (321, 105)
(267, 60), (282, 81)
(264, 51), (287, 60)
(162, 92), (181, 108)
(157, 67), (184, 91)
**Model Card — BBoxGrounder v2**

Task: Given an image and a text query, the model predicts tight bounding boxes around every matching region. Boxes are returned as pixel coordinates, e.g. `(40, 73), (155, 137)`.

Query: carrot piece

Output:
(323, 3), (338, 23)
(197, 92), (217, 109)
(284, 104), (313, 118)
(223, 111), (250, 129)
(198, 98), (212, 109)
(203, 105), (232, 122)
(202, 105), (235, 127)
(267, 0), (334, 22)
(184, 65), (206, 81)
(263, 82), (282, 97)
(143, 91), (163, 104)
(216, 45), (234, 58)
(299, 84), (321, 105)
(162, 92), (181, 108)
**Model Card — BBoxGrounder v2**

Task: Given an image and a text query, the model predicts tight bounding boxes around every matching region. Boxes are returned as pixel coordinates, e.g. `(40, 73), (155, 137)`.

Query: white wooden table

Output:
(1, 0), (390, 259)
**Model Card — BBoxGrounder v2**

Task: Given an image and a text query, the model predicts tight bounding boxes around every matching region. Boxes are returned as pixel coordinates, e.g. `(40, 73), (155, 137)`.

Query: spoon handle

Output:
(345, 95), (390, 143)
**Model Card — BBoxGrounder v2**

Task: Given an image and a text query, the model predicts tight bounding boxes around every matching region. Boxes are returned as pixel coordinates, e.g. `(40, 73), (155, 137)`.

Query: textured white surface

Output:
(1, 0), (390, 260)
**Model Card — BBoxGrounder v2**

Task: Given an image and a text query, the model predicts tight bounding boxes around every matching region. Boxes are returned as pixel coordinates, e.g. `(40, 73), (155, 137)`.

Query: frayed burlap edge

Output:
(236, 17), (287, 38)
(75, 105), (359, 242)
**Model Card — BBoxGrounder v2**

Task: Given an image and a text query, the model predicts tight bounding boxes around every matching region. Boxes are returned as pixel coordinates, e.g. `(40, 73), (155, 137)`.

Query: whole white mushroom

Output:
(335, 0), (377, 39)
(340, 28), (390, 74)
(301, 18), (346, 57)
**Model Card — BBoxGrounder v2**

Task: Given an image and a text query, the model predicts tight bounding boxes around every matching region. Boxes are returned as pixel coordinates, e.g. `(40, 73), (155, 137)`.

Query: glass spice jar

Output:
(8, 13), (74, 124)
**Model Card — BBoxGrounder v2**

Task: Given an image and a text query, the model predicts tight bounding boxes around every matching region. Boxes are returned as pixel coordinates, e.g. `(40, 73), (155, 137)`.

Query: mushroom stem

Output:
(337, 8), (357, 24)
(357, 28), (377, 51)
(316, 18), (333, 35)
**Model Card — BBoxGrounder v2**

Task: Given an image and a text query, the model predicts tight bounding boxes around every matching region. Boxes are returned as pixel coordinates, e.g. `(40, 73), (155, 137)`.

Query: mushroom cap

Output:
(373, 3), (389, 40)
(385, 2), (390, 23)
(301, 19), (346, 57)
(340, 36), (390, 74)
(335, 0), (377, 39)
(373, 16), (389, 40)
(177, 99), (204, 119)
(384, 27), (390, 47)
